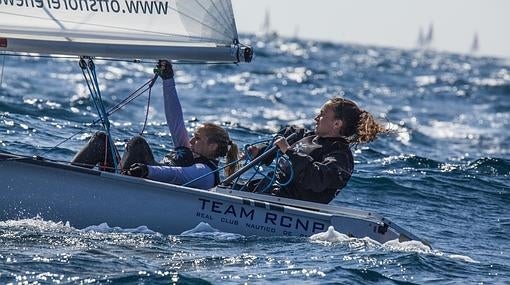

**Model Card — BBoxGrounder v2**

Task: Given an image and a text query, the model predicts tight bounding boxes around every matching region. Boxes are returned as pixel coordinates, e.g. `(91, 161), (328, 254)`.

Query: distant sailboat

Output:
(416, 27), (425, 48)
(293, 25), (300, 40)
(416, 23), (433, 50)
(258, 8), (278, 39)
(425, 23), (434, 47)
(470, 33), (480, 53)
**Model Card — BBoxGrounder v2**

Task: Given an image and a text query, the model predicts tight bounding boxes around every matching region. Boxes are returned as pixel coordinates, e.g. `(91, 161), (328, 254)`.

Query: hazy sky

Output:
(232, 0), (510, 59)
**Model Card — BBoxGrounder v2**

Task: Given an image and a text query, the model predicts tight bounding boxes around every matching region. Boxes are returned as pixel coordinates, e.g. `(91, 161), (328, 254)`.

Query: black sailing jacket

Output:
(268, 127), (354, 204)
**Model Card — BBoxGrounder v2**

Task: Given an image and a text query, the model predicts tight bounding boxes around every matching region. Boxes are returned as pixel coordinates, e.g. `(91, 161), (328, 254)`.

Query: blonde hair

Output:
(201, 123), (239, 177)
(327, 97), (387, 144)
(355, 111), (387, 144)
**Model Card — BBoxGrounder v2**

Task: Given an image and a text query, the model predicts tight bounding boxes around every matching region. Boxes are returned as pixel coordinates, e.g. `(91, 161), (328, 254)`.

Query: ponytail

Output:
(351, 111), (387, 144)
(327, 97), (388, 144)
(224, 142), (239, 177)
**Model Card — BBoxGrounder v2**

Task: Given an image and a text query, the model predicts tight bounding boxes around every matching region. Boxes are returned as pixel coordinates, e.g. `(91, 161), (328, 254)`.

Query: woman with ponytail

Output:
(72, 60), (239, 189)
(250, 97), (387, 204)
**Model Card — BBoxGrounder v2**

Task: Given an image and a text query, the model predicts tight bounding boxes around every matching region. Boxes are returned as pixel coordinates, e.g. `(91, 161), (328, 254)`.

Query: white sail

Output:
(425, 23), (434, 47)
(416, 27), (425, 48)
(0, 0), (251, 62)
(470, 33), (479, 53)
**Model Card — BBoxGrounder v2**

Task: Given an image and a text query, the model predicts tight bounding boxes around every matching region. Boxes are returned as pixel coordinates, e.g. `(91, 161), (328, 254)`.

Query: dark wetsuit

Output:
(266, 126), (354, 204)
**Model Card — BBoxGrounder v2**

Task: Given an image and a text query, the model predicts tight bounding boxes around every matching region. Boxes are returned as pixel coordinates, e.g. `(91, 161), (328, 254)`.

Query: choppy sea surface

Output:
(1, 35), (509, 284)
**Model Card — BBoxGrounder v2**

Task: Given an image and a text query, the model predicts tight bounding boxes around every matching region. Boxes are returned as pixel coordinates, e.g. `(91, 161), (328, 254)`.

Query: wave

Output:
(341, 267), (418, 285)
(0, 100), (91, 123)
(1, 35), (508, 284)
(466, 157), (510, 175)
(364, 154), (442, 175)
(82, 273), (212, 285)
(368, 154), (510, 176)
(473, 80), (510, 95)
(386, 154), (442, 169)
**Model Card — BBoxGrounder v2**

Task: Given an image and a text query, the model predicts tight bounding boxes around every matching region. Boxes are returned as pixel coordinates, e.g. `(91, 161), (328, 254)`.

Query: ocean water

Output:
(1, 35), (509, 284)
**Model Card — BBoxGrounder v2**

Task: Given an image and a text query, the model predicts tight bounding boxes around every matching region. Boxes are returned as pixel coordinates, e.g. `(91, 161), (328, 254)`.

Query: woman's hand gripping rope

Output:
(154, 59), (174, 80)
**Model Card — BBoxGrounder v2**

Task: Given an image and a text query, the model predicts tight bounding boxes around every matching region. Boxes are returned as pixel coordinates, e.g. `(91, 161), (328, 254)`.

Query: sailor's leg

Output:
(120, 135), (157, 171)
(71, 131), (114, 169)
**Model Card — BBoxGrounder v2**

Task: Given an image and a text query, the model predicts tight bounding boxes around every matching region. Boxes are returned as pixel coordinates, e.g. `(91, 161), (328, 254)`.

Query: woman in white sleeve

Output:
(72, 60), (239, 189)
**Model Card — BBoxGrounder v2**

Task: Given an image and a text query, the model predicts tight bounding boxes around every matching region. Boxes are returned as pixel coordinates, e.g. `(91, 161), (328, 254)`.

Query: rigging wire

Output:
(79, 57), (121, 171)
(182, 135), (295, 191)
(3, 54), (242, 169)
(233, 138), (276, 191)
(232, 137), (295, 193)
(79, 60), (106, 127)
(0, 51), (5, 88)
(38, 77), (155, 158)
(139, 74), (158, 135)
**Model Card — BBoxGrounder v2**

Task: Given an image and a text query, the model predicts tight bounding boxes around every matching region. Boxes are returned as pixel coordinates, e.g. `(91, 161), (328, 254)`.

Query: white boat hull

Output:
(0, 152), (426, 245)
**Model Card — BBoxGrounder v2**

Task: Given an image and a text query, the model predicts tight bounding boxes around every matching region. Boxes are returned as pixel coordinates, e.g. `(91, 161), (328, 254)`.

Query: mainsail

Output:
(470, 33), (479, 53)
(0, 0), (251, 62)
(416, 23), (433, 50)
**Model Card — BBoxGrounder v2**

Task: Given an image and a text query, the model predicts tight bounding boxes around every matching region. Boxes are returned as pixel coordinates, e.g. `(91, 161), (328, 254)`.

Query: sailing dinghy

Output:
(0, 152), (425, 244)
(0, 1), (428, 246)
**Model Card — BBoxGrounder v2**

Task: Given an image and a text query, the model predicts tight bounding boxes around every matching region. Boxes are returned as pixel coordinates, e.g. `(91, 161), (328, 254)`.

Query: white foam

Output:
(309, 226), (350, 243)
(414, 75), (437, 87)
(180, 222), (243, 240)
(309, 226), (382, 249)
(383, 239), (433, 253)
(181, 222), (219, 235)
(383, 240), (479, 263)
(80, 223), (156, 234)
(448, 254), (479, 263)
(0, 217), (73, 232)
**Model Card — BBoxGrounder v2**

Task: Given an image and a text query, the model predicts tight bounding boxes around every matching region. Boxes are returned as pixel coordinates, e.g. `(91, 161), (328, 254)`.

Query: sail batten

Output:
(208, 1), (233, 35)
(0, 0), (250, 62)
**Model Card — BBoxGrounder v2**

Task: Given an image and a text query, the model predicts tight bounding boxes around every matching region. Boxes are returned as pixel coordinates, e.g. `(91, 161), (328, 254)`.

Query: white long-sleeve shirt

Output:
(146, 78), (215, 189)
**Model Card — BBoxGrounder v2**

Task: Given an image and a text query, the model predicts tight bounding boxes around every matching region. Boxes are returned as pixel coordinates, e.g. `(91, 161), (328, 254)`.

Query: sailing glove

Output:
(154, 59), (174, 79)
(126, 163), (148, 178)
